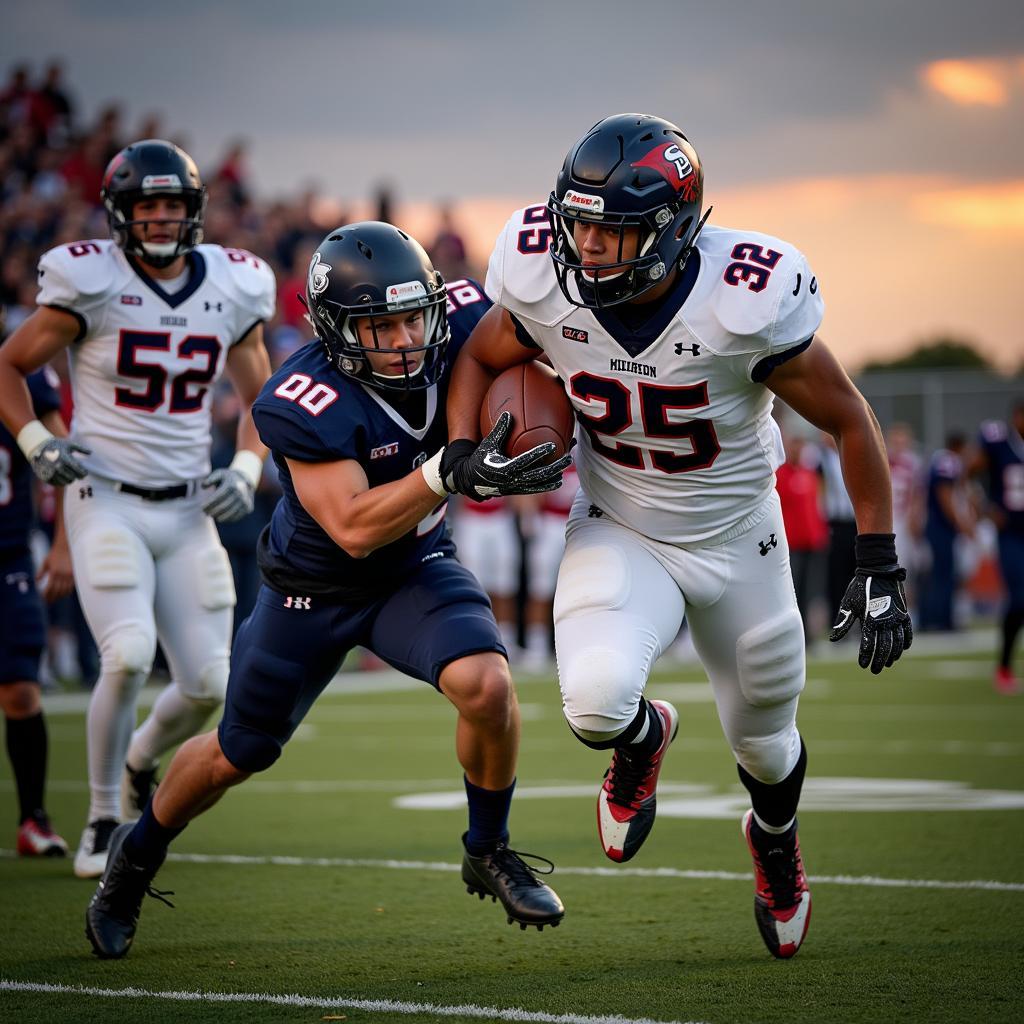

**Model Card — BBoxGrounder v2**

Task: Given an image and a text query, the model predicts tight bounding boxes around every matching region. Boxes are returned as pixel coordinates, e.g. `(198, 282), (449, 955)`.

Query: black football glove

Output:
(441, 411), (572, 502)
(829, 533), (913, 675)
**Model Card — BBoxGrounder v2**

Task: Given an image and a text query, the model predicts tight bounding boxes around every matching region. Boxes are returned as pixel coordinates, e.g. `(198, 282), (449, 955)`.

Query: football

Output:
(480, 361), (575, 464)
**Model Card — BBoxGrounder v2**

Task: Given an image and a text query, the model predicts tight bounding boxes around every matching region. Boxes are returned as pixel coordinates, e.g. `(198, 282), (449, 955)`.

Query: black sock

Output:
(124, 801), (186, 867)
(567, 700), (651, 751)
(738, 737), (808, 829)
(463, 776), (514, 855)
(627, 700), (665, 760)
(5, 712), (47, 825)
(1000, 608), (1024, 669)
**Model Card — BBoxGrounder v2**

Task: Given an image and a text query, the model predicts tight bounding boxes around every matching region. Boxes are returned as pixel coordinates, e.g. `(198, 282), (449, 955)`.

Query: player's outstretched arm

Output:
(201, 326), (272, 522)
(0, 306), (90, 485)
(288, 455), (447, 560)
(766, 336), (912, 673)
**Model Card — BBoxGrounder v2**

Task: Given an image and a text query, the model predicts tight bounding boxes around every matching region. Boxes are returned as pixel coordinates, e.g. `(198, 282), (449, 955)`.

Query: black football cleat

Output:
(85, 823), (173, 959)
(742, 810), (811, 959)
(461, 834), (565, 930)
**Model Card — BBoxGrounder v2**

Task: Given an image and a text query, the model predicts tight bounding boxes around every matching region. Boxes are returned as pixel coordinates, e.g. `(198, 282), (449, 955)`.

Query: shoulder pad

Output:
(200, 244), (277, 321)
(445, 277), (491, 349)
(980, 420), (1007, 443)
(701, 225), (824, 352)
(485, 205), (565, 326)
(36, 239), (127, 312)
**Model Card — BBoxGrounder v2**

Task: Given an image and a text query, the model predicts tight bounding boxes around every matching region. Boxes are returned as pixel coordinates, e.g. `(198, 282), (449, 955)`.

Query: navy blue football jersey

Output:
(979, 420), (1024, 536)
(253, 279), (490, 599)
(0, 366), (63, 557)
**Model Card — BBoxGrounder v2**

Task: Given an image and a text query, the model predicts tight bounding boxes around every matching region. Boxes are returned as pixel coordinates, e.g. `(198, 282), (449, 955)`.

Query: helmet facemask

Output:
(104, 185), (207, 269)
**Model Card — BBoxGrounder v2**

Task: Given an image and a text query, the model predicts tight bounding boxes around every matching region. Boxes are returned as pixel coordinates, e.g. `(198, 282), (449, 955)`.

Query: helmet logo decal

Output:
(563, 190), (605, 214)
(385, 280), (426, 309)
(631, 144), (699, 202)
(308, 252), (331, 297)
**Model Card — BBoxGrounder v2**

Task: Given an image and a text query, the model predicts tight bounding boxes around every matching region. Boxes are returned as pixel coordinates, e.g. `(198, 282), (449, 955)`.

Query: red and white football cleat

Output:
(17, 814), (69, 858)
(994, 666), (1021, 696)
(742, 809), (811, 959)
(597, 700), (678, 862)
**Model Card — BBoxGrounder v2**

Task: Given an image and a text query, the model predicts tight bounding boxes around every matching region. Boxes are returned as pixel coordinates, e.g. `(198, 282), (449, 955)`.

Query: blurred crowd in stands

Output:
(2, 62), (1020, 688)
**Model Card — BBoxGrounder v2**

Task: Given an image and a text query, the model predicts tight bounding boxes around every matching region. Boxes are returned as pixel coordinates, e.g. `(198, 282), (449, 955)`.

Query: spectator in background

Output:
(214, 139), (251, 210)
(973, 401), (1024, 694)
(32, 62), (74, 146)
(776, 433), (828, 644)
(921, 433), (976, 632)
(430, 202), (469, 282)
(886, 423), (924, 615)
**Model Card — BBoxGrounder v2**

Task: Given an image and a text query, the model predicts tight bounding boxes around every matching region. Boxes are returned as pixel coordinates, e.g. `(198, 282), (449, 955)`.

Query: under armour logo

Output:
(284, 595), (312, 610)
(204, 301), (223, 312)
(758, 534), (778, 556)
(79, 485), (93, 500)
(674, 342), (700, 356)
(587, 504), (604, 518)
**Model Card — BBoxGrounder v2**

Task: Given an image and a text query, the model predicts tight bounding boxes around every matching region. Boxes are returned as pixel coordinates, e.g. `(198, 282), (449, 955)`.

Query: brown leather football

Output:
(480, 361), (575, 464)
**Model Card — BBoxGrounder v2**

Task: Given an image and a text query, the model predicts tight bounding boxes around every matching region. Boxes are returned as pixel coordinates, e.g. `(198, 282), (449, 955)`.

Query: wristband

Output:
(854, 532), (897, 569)
(421, 449), (447, 497)
(16, 419), (54, 459)
(229, 449), (264, 490)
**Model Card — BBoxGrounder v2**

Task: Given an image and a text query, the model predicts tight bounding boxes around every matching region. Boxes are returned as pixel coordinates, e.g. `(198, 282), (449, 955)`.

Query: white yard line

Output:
(4, 847), (1017, 892)
(0, 980), (703, 1024)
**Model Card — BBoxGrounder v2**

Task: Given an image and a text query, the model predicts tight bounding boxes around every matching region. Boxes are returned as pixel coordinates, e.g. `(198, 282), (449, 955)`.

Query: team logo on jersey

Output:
(120, 294), (142, 305)
(563, 326), (589, 343)
(370, 442), (400, 460)
(412, 452), (428, 469)
(631, 144), (699, 201)
(308, 251), (331, 297)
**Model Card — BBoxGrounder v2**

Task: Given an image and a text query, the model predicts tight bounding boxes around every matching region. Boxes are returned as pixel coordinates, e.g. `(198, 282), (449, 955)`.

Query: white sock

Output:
(86, 670), (146, 821)
(753, 811), (796, 835)
(127, 681), (217, 771)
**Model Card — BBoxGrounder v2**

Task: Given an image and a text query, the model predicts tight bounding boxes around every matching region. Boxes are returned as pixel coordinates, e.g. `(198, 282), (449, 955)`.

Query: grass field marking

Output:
(0, 979), (705, 1024)
(6, 848), (1016, 892)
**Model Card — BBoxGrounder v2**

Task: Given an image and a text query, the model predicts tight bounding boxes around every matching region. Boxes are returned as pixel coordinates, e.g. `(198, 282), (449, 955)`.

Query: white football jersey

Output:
(37, 240), (275, 486)
(486, 207), (824, 543)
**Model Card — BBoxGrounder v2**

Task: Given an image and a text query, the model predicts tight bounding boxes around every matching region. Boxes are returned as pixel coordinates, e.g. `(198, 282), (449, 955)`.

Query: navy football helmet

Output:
(547, 113), (708, 307)
(101, 139), (206, 268)
(305, 222), (450, 392)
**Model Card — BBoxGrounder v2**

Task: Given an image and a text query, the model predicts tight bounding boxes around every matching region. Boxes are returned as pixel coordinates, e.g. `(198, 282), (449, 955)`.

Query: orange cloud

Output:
(910, 181), (1024, 231)
(922, 58), (1019, 106)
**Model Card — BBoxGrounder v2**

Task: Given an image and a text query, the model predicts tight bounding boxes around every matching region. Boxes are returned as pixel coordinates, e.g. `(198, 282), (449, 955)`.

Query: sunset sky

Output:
(5, 0), (1023, 371)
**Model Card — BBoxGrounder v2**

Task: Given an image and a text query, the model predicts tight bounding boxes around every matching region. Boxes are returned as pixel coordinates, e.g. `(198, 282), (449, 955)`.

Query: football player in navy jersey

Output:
(0, 321), (74, 857)
(973, 400), (1024, 694)
(84, 222), (570, 959)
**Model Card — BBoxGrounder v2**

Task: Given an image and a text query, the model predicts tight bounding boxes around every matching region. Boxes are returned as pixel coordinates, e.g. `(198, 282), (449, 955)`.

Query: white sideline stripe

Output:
(1, 847), (1020, 892)
(0, 980), (703, 1024)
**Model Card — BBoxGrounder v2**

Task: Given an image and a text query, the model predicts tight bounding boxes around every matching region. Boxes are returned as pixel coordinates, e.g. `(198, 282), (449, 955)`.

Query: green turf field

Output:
(2, 646), (1023, 1024)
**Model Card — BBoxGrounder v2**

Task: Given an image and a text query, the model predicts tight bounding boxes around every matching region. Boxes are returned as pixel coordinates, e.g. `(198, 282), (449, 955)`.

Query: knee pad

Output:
(102, 624), (156, 679)
(218, 720), (282, 774)
(734, 724), (802, 785)
(197, 546), (236, 611)
(85, 528), (140, 588)
(184, 655), (229, 705)
(560, 645), (643, 741)
(736, 608), (805, 707)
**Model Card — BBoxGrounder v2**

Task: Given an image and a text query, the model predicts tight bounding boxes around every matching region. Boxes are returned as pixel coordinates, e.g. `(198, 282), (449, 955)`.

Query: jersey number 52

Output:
(115, 330), (222, 414)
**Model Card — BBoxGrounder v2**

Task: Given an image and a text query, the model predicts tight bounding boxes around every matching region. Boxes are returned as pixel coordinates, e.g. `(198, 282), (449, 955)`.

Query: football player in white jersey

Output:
(0, 139), (275, 878)
(443, 114), (912, 959)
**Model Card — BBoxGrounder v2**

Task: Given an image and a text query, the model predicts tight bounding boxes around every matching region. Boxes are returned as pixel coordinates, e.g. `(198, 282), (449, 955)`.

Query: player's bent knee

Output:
(560, 645), (642, 738)
(442, 654), (515, 725)
(187, 656), (229, 705)
(101, 625), (156, 681)
(218, 722), (282, 775)
(198, 546), (237, 611)
(736, 609), (805, 707)
(733, 726), (801, 785)
(0, 681), (41, 718)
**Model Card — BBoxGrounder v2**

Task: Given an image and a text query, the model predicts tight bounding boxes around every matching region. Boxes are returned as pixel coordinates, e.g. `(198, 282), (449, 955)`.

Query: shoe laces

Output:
(488, 843), (556, 888)
(754, 833), (803, 909)
(604, 747), (653, 808)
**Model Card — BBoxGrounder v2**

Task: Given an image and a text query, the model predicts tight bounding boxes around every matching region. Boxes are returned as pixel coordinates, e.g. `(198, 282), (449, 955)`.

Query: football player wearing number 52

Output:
(444, 113), (913, 959)
(0, 140), (275, 879)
